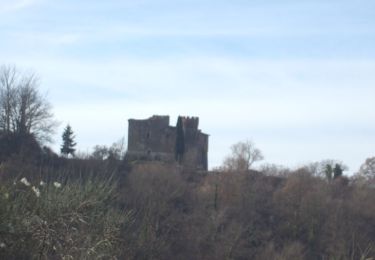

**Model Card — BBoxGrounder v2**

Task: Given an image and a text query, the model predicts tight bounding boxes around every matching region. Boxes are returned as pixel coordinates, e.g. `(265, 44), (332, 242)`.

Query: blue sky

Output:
(1, 0), (374, 172)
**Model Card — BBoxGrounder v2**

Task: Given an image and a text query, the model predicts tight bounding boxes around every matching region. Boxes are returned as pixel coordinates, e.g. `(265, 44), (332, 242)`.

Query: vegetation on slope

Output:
(1, 153), (375, 259)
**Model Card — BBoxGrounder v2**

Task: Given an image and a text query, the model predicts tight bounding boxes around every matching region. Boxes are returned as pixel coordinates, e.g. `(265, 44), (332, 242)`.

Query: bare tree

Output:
(0, 65), (57, 142)
(0, 65), (17, 133)
(356, 157), (375, 181)
(91, 138), (126, 160)
(222, 140), (264, 172)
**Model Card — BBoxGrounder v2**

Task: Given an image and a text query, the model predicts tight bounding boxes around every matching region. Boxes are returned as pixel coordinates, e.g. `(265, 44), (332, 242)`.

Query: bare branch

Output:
(222, 140), (264, 172)
(0, 64), (57, 143)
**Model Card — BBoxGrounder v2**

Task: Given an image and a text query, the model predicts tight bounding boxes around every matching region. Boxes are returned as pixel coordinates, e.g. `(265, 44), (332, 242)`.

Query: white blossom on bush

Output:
(53, 182), (61, 188)
(32, 186), (40, 197)
(20, 177), (30, 187)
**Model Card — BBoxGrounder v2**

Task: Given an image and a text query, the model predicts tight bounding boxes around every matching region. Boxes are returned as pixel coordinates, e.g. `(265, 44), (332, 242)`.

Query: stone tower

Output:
(126, 115), (209, 171)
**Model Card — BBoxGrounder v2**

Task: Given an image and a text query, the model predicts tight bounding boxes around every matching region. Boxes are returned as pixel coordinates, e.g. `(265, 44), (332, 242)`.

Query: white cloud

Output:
(10, 32), (81, 46)
(25, 57), (375, 106)
(12, 56), (374, 125)
(0, 0), (40, 13)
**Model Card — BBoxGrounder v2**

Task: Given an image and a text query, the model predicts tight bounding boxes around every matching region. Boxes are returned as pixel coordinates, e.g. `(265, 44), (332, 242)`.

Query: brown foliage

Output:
(1, 156), (375, 259)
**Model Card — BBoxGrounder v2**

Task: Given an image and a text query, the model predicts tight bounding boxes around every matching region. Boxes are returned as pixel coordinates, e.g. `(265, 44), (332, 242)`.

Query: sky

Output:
(0, 0), (374, 173)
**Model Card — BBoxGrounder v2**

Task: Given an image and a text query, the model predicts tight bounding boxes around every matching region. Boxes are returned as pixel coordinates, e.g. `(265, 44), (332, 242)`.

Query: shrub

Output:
(0, 176), (131, 259)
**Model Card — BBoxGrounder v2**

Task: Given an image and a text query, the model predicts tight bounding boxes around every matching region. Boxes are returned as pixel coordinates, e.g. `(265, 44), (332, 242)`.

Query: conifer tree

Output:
(333, 164), (343, 179)
(325, 164), (333, 181)
(61, 124), (76, 157)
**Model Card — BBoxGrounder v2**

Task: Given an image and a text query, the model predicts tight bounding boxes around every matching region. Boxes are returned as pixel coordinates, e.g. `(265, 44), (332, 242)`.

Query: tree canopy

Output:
(222, 140), (264, 172)
(0, 65), (57, 142)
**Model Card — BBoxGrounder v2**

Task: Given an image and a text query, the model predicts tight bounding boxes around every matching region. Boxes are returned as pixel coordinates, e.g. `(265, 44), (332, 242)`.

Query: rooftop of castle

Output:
(128, 115), (209, 135)
(128, 115), (170, 121)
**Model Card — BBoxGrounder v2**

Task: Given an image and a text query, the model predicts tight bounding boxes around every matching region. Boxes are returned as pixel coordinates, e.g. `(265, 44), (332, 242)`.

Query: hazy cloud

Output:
(0, 0), (40, 13)
(1, 0), (374, 172)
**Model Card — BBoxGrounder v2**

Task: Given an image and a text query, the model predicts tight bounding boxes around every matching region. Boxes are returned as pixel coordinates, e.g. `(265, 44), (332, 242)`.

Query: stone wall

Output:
(126, 115), (208, 171)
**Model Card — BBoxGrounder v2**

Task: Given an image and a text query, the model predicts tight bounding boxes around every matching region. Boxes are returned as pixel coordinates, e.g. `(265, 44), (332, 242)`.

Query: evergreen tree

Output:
(175, 116), (185, 163)
(61, 124), (76, 157)
(325, 164), (333, 181)
(333, 164), (343, 179)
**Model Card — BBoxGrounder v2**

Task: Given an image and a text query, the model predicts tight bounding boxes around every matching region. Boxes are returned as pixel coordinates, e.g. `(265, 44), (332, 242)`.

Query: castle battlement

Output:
(181, 116), (199, 130)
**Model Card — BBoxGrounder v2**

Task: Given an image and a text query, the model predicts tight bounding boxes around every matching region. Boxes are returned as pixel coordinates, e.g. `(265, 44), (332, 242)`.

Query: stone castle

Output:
(126, 115), (209, 171)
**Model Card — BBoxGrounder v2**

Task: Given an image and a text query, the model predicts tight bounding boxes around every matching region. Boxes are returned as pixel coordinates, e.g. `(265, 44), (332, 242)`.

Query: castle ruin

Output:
(126, 115), (209, 171)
